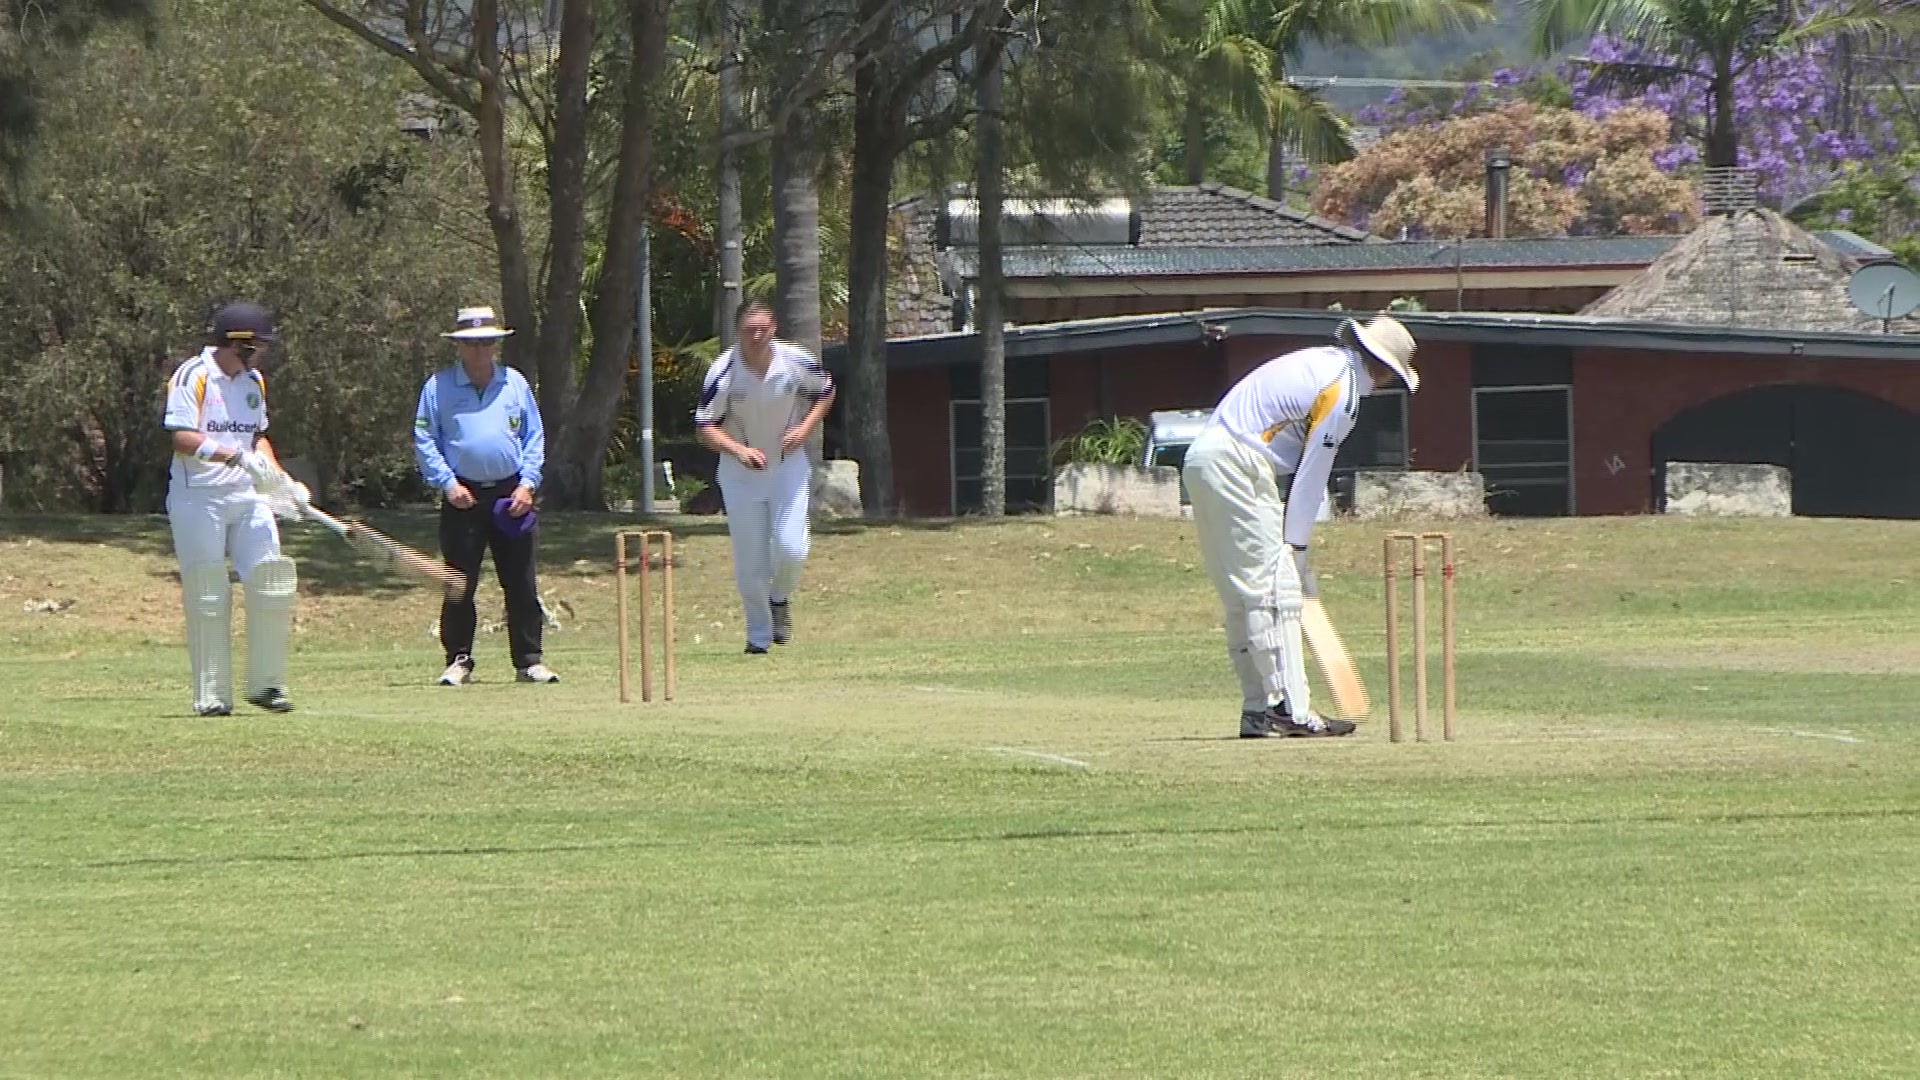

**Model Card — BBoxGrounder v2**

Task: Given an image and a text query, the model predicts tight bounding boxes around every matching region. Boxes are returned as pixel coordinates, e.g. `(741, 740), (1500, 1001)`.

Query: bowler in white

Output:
(694, 302), (837, 653)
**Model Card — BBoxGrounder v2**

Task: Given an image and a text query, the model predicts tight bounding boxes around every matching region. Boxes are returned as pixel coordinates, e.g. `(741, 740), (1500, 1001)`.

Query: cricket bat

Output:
(1302, 598), (1370, 721)
(298, 503), (467, 597)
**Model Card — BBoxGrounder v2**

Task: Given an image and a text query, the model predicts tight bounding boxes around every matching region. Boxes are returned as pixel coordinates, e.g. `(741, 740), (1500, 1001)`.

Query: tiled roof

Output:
(1133, 184), (1372, 245)
(882, 185), (1374, 336)
(888, 198), (958, 339)
(1813, 229), (1898, 263)
(1582, 209), (1920, 335)
(944, 235), (1682, 280)
(824, 306), (1920, 371)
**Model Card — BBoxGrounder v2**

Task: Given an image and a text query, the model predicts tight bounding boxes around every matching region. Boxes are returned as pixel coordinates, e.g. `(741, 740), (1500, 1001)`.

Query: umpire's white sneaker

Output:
(438, 656), (474, 686)
(516, 663), (560, 683)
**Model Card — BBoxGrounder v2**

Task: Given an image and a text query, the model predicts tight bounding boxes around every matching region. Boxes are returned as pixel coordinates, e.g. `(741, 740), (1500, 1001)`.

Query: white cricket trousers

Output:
(717, 451), (812, 649)
(168, 486), (282, 579)
(167, 486), (294, 713)
(1181, 424), (1312, 717)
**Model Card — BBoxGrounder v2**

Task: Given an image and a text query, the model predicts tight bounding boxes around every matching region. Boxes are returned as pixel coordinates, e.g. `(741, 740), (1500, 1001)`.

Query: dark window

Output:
(1475, 386), (1572, 516)
(1331, 391), (1409, 509)
(952, 398), (1050, 514)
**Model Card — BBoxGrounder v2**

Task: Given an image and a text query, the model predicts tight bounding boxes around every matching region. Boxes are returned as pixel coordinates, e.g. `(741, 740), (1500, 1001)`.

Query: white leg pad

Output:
(180, 563), (233, 713)
(1252, 553), (1312, 717)
(1275, 599), (1312, 720)
(1221, 601), (1267, 713)
(244, 556), (297, 696)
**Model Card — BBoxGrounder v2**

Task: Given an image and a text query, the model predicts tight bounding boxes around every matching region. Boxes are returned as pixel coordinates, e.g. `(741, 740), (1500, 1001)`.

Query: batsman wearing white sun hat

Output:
(1183, 314), (1420, 739)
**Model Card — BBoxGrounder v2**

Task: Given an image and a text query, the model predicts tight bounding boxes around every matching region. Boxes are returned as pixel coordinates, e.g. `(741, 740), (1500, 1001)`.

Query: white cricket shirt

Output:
(1206, 345), (1365, 548)
(694, 341), (834, 459)
(163, 348), (269, 492)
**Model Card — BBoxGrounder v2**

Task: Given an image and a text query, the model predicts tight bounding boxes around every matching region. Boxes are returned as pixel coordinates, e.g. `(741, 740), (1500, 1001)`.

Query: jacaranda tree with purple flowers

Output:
(1522, 0), (1908, 172)
(1568, 30), (1906, 207)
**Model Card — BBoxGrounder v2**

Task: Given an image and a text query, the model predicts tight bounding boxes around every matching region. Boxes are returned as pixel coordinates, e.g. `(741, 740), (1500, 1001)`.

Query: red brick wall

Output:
(1050, 344), (1225, 436)
(882, 338), (1920, 519)
(1407, 341), (1473, 471)
(1572, 349), (1920, 514)
(888, 366), (952, 516)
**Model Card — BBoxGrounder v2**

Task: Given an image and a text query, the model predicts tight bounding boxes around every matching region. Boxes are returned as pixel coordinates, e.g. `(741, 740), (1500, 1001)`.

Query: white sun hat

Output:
(443, 305), (514, 341)
(1338, 314), (1419, 392)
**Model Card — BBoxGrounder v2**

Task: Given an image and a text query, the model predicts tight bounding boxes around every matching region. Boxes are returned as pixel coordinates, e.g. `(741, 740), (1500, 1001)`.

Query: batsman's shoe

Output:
(195, 703), (232, 718)
(745, 643), (769, 655)
(246, 688), (294, 713)
(437, 656), (474, 686)
(770, 600), (792, 645)
(1239, 710), (1277, 738)
(516, 663), (560, 683)
(1272, 710), (1356, 738)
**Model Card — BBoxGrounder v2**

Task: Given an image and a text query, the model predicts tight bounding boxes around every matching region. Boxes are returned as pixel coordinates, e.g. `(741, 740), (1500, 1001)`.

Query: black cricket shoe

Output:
(770, 600), (792, 645)
(1239, 710), (1277, 738)
(246, 688), (294, 713)
(1272, 710), (1355, 737)
(745, 643), (769, 655)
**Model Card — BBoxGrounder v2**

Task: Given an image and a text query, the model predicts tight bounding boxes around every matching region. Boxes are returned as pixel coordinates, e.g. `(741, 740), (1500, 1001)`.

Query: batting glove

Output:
(237, 450), (277, 491)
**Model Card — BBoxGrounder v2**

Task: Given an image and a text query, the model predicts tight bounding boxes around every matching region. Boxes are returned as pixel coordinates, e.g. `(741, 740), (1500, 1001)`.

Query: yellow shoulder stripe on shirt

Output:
(1304, 375), (1343, 434)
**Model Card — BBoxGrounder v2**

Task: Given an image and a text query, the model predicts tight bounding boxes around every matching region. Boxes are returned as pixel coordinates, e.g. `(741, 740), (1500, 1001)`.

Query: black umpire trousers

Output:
(439, 474), (543, 670)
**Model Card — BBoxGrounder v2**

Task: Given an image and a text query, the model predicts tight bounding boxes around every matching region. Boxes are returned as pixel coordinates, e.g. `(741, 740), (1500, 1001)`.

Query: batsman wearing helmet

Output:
(1183, 315), (1421, 738)
(163, 301), (306, 716)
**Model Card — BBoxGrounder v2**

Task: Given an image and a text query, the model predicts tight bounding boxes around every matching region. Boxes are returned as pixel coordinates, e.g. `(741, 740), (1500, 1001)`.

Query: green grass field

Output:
(3, 511), (1916, 1078)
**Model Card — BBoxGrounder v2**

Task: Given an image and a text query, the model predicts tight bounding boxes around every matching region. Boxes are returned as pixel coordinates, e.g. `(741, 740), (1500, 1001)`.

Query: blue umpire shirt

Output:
(413, 362), (545, 493)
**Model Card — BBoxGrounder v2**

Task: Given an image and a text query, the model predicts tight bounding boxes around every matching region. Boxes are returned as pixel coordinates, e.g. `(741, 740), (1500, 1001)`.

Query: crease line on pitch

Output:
(985, 746), (1091, 769)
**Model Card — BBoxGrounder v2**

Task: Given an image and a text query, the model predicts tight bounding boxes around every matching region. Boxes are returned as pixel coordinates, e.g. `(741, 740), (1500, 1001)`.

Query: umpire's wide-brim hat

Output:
(443, 305), (514, 341)
(1338, 315), (1419, 393)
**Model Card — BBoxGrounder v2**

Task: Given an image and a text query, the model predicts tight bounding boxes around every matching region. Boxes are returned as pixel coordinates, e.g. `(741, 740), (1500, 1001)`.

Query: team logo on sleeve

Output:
(247, 391), (260, 409)
(508, 412), (522, 433)
(415, 416), (430, 430)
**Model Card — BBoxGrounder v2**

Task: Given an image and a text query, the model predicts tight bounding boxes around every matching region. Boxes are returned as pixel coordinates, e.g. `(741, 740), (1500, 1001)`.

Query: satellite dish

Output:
(1847, 262), (1920, 323)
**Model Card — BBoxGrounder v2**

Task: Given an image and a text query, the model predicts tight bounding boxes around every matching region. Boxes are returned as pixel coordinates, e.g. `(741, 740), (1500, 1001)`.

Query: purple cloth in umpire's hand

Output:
(492, 496), (535, 538)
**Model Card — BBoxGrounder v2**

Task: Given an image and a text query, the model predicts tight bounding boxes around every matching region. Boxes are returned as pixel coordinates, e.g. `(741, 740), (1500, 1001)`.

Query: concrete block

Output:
(1663, 462), (1791, 517)
(812, 459), (864, 521)
(1053, 463), (1184, 518)
(1352, 470), (1487, 520)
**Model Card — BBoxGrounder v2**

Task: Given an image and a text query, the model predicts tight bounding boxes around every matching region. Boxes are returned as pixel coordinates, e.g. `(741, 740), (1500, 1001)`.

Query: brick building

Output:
(832, 209), (1920, 519)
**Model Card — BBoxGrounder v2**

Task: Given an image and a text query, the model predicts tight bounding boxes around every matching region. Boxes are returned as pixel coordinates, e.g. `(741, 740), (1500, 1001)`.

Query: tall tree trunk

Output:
(1183, 91), (1206, 185)
(554, 0), (667, 509)
(771, 137), (823, 364)
(536, 0), (594, 420)
(472, 0), (541, 389)
(1706, 62), (1739, 169)
(1266, 130), (1287, 202)
(846, 56), (898, 518)
(975, 40), (1006, 517)
(772, 133), (825, 465)
(766, 0), (828, 464)
(715, 0), (745, 348)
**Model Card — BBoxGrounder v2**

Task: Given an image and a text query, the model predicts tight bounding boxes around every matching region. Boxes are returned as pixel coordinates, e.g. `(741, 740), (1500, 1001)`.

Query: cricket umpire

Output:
(412, 305), (558, 686)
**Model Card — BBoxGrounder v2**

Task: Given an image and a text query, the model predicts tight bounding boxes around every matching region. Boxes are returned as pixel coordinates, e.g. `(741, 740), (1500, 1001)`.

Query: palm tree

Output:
(1525, 0), (1907, 168)
(1149, 0), (1490, 188)
(1265, 0), (1493, 196)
